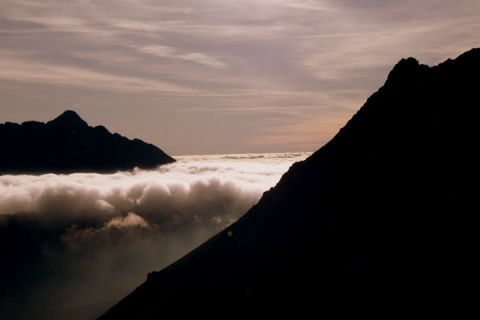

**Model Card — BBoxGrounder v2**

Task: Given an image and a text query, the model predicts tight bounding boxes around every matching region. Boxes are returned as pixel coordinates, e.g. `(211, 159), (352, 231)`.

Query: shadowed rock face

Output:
(98, 48), (479, 319)
(0, 110), (175, 174)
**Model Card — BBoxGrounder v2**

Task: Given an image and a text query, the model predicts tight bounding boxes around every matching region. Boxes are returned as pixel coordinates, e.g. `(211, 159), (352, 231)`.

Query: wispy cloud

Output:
(138, 45), (227, 69)
(1, 0), (479, 155)
(0, 55), (194, 94)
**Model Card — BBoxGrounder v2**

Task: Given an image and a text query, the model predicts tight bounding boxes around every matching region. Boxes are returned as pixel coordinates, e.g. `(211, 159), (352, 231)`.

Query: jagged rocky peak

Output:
(390, 57), (421, 75)
(0, 109), (175, 174)
(384, 56), (429, 88)
(47, 109), (89, 128)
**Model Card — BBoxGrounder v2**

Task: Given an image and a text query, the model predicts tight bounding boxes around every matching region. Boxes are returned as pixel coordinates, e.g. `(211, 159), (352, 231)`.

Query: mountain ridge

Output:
(0, 110), (175, 174)
(98, 47), (479, 318)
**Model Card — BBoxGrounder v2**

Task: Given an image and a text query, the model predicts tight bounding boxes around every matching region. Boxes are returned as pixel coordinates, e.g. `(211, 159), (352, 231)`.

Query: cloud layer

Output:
(0, 152), (310, 320)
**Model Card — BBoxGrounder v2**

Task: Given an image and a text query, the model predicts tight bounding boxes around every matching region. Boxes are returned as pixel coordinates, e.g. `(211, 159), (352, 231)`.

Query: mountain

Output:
(0, 110), (175, 174)
(98, 48), (479, 319)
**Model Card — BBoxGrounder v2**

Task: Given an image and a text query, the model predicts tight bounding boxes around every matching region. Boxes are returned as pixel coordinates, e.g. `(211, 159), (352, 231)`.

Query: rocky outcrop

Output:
(0, 110), (175, 174)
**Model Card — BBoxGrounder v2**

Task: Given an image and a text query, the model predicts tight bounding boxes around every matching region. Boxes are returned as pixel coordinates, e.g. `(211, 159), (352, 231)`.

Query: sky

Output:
(0, 152), (310, 319)
(1, 0), (479, 156)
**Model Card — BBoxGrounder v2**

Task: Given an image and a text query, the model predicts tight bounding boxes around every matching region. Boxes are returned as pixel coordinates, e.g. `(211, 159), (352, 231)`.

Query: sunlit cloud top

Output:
(1, 0), (479, 155)
(0, 152), (310, 319)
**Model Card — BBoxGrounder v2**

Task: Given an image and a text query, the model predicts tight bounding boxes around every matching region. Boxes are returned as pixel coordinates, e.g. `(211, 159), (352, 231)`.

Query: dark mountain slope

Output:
(0, 110), (175, 174)
(98, 48), (479, 319)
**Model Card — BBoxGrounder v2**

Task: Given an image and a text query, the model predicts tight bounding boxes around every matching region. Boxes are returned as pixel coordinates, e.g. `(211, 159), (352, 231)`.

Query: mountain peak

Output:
(47, 110), (88, 127)
(381, 56), (432, 91)
(0, 109), (175, 174)
(96, 47), (479, 319)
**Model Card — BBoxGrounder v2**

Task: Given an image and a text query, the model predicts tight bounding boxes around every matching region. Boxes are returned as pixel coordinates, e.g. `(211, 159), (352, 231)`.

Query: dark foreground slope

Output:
(99, 48), (479, 319)
(0, 110), (175, 174)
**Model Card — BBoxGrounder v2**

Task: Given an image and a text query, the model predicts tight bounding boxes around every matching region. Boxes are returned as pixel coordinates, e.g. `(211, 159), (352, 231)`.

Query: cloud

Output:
(3, 0), (479, 155)
(138, 45), (227, 69)
(179, 52), (227, 69)
(0, 153), (310, 319)
(0, 54), (194, 94)
(138, 45), (177, 57)
(105, 212), (149, 229)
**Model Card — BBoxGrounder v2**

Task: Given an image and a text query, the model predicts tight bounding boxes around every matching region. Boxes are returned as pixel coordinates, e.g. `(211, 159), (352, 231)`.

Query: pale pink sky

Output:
(1, 0), (479, 155)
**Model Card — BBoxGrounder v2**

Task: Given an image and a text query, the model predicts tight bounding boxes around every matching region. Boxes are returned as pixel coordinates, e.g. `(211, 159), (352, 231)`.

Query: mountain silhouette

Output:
(47, 109), (89, 128)
(98, 48), (479, 318)
(0, 110), (175, 174)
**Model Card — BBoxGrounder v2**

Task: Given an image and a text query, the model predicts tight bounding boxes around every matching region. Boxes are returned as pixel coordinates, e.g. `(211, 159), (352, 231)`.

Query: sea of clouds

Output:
(0, 152), (311, 320)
